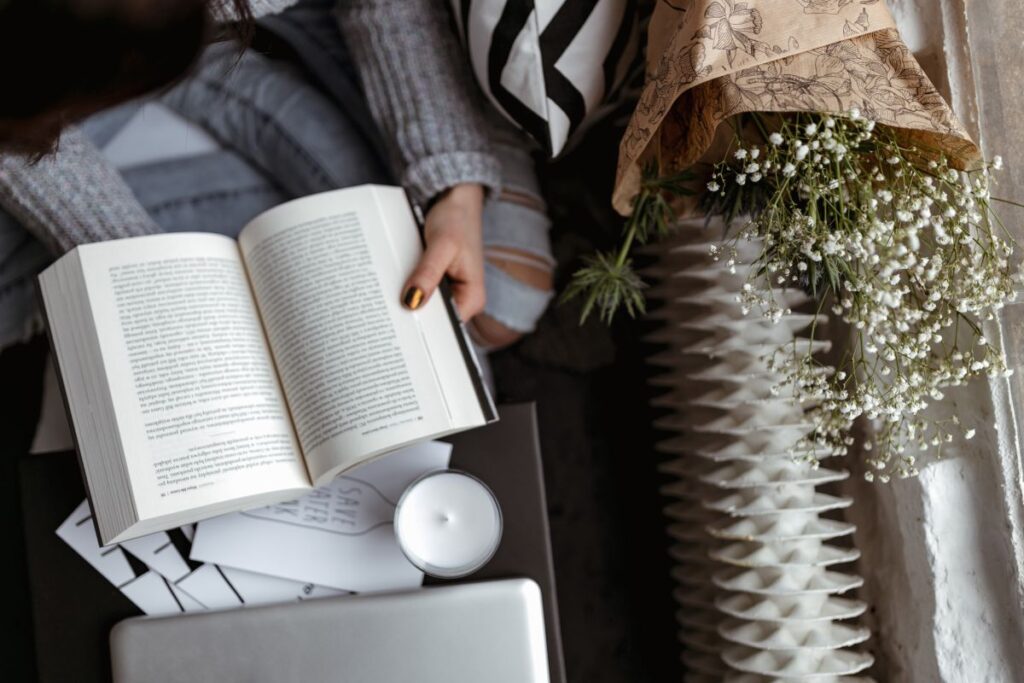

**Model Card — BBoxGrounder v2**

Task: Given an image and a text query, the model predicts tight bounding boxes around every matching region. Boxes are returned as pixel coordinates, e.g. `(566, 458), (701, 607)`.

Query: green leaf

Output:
(562, 252), (648, 325)
(560, 162), (695, 326)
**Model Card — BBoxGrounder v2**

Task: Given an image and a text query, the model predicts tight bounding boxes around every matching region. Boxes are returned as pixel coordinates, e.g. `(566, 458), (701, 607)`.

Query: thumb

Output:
(402, 234), (458, 310)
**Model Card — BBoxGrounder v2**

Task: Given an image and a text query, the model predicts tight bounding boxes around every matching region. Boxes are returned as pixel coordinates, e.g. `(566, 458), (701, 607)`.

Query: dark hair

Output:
(0, 0), (250, 155)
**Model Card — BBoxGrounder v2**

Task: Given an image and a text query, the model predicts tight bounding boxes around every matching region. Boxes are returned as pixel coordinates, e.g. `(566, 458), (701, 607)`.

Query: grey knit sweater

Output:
(0, 0), (501, 255)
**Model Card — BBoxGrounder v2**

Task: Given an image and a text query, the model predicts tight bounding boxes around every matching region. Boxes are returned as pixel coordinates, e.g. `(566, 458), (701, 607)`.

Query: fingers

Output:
(400, 238), (486, 320)
(402, 233), (458, 310)
(402, 183), (486, 317)
(401, 247), (486, 320)
(451, 272), (486, 320)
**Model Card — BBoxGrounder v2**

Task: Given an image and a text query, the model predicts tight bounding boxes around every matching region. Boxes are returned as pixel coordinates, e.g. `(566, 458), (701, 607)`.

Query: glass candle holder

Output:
(394, 470), (503, 579)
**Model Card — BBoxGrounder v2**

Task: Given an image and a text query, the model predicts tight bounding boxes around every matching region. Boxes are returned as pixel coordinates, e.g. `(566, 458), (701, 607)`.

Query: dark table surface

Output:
(16, 403), (565, 683)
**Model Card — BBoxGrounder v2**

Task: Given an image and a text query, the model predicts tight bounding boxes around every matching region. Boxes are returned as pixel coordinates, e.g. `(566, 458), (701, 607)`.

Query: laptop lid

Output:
(110, 578), (549, 683)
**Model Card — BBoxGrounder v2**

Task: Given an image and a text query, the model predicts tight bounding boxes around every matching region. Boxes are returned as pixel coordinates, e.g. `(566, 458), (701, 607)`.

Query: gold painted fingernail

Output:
(403, 286), (424, 310)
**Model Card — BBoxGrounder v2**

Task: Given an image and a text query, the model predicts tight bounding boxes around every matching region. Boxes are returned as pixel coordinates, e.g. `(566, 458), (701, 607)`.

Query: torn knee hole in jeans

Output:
(472, 187), (556, 349)
(475, 252), (554, 350)
(498, 187), (547, 213)
(484, 247), (553, 292)
(485, 189), (555, 289)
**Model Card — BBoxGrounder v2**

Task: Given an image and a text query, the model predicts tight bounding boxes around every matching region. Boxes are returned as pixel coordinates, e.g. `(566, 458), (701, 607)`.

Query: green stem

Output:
(992, 196), (1024, 210)
(617, 223), (638, 269)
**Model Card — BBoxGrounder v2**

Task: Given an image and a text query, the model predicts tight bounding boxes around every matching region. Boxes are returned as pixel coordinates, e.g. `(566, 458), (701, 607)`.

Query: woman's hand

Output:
(401, 183), (486, 320)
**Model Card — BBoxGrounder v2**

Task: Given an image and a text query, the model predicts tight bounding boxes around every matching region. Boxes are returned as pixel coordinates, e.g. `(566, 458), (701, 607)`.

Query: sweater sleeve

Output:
(335, 0), (502, 206)
(0, 127), (160, 254)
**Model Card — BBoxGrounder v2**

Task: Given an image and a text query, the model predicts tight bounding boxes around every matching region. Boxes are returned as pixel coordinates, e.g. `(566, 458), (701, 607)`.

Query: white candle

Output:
(394, 470), (503, 578)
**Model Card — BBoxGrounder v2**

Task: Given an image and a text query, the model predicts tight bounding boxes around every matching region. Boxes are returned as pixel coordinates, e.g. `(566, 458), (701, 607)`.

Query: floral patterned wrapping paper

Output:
(613, 0), (979, 214)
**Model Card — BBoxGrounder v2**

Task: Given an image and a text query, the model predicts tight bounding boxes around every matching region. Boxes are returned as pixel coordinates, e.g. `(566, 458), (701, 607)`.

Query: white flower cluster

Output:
(707, 113), (1018, 479)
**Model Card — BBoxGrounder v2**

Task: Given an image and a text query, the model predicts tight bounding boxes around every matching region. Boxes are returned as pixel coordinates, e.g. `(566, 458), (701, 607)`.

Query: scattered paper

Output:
(190, 441), (452, 592)
(56, 501), (186, 615)
(178, 525), (346, 606)
(58, 504), (346, 615)
(120, 528), (196, 582)
(57, 441), (451, 614)
(218, 566), (344, 606)
(120, 572), (191, 615)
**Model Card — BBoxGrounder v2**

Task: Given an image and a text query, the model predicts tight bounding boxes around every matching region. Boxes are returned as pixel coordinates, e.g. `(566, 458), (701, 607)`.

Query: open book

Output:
(39, 185), (496, 545)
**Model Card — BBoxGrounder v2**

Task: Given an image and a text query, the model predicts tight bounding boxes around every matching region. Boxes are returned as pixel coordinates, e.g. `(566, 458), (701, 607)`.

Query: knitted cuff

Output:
(402, 151), (503, 208)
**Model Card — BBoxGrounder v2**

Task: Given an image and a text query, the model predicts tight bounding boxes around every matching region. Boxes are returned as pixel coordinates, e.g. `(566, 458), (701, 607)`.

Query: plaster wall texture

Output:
(841, 1), (1024, 681)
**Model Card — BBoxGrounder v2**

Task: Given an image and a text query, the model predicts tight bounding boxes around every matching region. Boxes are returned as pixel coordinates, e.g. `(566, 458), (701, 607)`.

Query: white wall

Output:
(842, 2), (1024, 681)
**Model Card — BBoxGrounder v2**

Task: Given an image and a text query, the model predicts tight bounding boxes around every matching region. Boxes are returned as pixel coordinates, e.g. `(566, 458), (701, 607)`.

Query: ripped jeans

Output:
(0, 2), (553, 351)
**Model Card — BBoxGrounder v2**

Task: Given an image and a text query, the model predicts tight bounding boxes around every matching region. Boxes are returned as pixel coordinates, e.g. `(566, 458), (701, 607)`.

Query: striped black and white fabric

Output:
(452, 0), (639, 157)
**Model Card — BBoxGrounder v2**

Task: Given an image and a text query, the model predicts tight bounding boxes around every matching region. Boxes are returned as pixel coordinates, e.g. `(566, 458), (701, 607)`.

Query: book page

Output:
(74, 234), (310, 520)
(238, 186), (487, 484)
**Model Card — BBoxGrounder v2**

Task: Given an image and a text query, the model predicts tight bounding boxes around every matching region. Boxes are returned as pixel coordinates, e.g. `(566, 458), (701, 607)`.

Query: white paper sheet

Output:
(56, 501), (187, 615)
(56, 501), (136, 585)
(122, 524), (347, 608)
(120, 528), (195, 582)
(177, 525), (347, 603)
(190, 441), (452, 592)
(120, 572), (189, 615)
(169, 582), (206, 612)
(59, 502), (347, 615)
(218, 566), (347, 605)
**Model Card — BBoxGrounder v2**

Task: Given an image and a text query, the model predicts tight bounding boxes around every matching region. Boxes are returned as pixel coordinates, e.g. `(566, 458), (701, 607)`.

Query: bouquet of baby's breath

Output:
(705, 112), (1017, 478)
(568, 110), (1018, 477)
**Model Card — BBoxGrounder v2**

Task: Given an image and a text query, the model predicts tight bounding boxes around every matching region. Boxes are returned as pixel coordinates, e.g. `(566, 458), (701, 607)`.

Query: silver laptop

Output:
(110, 578), (550, 683)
